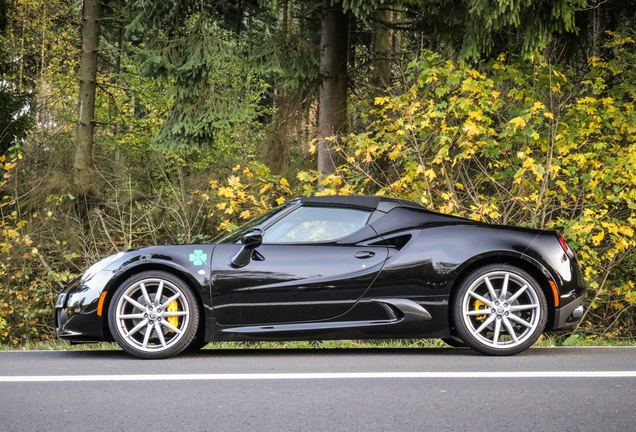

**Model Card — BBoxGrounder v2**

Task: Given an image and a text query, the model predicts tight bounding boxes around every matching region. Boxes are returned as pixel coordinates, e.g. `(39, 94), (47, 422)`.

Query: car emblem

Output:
(150, 313), (156, 319)
(189, 249), (208, 266)
(497, 308), (504, 314)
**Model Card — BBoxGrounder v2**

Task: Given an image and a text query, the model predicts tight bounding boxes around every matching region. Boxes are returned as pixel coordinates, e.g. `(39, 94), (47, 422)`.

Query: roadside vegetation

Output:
(1, 1), (634, 347)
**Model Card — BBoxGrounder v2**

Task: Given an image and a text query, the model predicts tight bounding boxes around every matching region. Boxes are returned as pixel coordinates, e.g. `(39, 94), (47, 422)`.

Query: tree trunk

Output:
(74, 0), (100, 188)
(248, 8), (253, 56)
(264, 91), (292, 175)
(589, 6), (600, 59)
(111, 25), (124, 137)
(372, 7), (392, 90)
(236, 0), (242, 37)
(317, 0), (348, 176)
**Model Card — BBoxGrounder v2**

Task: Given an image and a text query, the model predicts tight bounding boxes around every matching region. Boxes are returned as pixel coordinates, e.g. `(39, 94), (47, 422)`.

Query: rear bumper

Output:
(552, 293), (586, 331)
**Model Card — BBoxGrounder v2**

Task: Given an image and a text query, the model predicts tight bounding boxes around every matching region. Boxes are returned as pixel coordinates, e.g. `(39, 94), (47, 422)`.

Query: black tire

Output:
(452, 264), (547, 356)
(108, 271), (199, 359)
(441, 336), (467, 348)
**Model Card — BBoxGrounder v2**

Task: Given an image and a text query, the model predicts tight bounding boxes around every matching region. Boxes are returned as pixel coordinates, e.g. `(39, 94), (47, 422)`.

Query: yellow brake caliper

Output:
(474, 299), (486, 320)
(167, 301), (179, 332)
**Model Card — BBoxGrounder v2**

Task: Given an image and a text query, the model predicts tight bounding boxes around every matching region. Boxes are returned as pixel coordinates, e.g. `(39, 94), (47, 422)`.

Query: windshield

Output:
(217, 201), (295, 244)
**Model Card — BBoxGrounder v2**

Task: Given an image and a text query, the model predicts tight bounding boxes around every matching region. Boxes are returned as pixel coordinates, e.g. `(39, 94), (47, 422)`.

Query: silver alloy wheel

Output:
(113, 278), (190, 353)
(461, 270), (541, 349)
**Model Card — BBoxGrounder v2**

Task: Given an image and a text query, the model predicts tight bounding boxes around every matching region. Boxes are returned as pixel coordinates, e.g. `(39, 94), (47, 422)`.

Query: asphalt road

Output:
(0, 347), (635, 432)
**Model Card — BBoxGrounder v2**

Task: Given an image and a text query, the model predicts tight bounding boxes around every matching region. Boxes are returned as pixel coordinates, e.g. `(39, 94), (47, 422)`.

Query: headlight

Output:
(55, 292), (67, 308)
(81, 251), (125, 282)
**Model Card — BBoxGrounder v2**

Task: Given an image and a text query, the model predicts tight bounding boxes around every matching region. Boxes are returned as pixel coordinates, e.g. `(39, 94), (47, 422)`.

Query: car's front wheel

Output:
(452, 264), (547, 356)
(108, 271), (199, 359)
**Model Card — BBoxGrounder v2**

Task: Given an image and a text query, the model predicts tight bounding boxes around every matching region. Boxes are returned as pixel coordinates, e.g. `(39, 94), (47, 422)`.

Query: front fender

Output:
(56, 245), (215, 343)
(105, 245), (215, 307)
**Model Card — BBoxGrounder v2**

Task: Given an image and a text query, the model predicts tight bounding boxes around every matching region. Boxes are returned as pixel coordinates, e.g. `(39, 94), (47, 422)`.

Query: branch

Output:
(577, 1), (608, 11)
(37, 254), (65, 290)
(95, 208), (120, 252)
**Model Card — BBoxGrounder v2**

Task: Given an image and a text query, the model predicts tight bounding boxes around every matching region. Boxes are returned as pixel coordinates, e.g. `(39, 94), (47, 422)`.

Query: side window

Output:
(262, 206), (371, 243)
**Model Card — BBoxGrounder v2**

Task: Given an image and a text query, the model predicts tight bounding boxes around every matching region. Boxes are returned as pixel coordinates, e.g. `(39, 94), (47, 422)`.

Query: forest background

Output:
(0, 0), (635, 345)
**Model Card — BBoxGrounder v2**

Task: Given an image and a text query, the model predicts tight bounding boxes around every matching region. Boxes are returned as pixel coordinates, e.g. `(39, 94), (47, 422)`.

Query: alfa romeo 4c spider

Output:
(56, 195), (586, 359)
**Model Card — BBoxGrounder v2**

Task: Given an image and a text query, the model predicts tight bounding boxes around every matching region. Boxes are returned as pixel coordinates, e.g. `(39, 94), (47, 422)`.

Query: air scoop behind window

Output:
(370, 233), (412, 250)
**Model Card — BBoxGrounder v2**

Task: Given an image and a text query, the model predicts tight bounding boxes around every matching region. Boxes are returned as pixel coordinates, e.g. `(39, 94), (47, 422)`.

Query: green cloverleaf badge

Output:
(189, 250), (208, 266)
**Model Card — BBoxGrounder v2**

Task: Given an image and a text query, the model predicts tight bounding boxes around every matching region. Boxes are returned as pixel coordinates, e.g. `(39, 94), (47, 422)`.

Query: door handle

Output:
(354, 251), (375, 259)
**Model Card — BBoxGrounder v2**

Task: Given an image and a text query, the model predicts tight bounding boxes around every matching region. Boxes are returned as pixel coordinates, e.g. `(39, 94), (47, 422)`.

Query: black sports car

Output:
(55, 195), (585, 359)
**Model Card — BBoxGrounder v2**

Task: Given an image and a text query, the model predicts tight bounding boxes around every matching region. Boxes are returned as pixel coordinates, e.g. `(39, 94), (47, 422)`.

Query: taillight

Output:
(558, 236), (569, 254)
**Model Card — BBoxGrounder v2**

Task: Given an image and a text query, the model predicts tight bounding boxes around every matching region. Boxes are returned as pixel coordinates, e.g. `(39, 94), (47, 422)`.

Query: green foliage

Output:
(340, 0), (385, 17)
(0, 91), (32, 156)
(259, 6), (320, 92)
(0, 0), (32, 155)
(458, 0), (585, 59)
(561, 334), (582, 346)
(403, 0), (587, 60)
(127, 4), (267, 151)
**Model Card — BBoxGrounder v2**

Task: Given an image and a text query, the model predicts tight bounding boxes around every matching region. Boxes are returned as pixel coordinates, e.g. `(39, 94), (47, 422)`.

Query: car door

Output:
(211, 206), (388, 325)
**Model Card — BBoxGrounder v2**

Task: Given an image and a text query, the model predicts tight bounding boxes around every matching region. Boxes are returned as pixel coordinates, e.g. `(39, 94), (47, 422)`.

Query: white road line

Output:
(1, 371), (636, 382)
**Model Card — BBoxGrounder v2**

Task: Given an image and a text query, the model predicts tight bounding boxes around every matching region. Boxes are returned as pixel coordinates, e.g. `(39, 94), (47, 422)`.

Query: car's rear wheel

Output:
(453, 264), (547, 356)
(108, 271), (199, 359)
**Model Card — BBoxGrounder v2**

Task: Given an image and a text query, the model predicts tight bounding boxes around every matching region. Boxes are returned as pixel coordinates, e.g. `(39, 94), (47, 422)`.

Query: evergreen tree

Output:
(126, 0), (265, 152)
(0, 0), (32, 155)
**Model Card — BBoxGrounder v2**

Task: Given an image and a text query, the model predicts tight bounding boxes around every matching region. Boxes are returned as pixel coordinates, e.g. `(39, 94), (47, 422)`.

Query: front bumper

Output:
(552, 293), (586, 331)
(55, 274), (110, 343)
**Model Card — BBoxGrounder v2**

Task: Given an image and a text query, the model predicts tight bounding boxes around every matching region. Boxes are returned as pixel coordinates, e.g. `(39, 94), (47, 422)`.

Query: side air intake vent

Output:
(371, 234), (412, 250)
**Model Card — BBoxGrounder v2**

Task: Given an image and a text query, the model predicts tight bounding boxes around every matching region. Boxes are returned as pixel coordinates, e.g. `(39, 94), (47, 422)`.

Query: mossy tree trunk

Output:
(73, 0), (100, 189)
(372, 6), (392, 91)
(317, 0), (348, 176)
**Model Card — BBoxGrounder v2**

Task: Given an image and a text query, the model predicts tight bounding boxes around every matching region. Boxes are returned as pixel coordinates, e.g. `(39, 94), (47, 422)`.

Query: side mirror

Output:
(241, 229), (263, 248)
(230, 229), (263, 268)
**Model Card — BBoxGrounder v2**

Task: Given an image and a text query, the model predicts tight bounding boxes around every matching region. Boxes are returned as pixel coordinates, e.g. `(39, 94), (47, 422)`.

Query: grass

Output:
(0, 341), (121, 351)
(536, 333), (636, 347)
(1, 335), (635, 351)
(202, 339), (449, 350)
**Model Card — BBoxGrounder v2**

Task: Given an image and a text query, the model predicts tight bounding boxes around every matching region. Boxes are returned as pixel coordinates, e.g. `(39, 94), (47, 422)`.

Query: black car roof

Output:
(299, 195), (426, 212)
